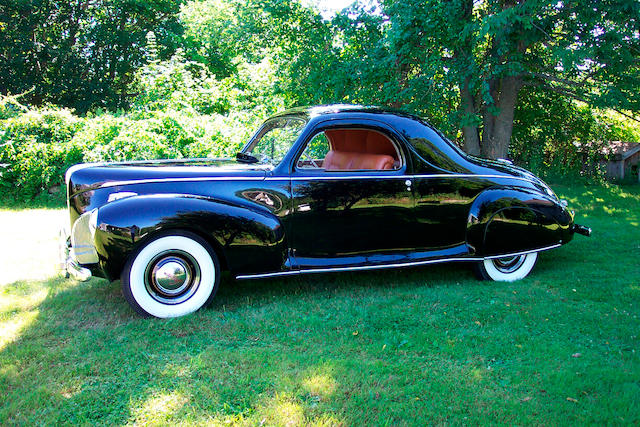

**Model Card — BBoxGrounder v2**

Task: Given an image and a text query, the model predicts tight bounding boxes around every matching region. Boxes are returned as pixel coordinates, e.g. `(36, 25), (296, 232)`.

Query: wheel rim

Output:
(492, 255), (527, 274)
(144, 250), (201, 305)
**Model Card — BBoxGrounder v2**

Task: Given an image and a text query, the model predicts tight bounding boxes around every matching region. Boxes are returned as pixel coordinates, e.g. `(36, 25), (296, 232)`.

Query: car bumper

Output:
(58, 228), (92, 281)
(572, 223), (592, 237)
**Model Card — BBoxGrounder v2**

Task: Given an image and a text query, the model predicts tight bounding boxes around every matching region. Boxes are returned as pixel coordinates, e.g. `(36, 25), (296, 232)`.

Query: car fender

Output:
(466, 187), (573, 257)
(92, 194), (288, 280)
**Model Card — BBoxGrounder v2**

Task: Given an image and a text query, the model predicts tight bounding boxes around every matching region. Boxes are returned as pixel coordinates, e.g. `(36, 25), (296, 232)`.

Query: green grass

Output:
(1, 183), (639, 425)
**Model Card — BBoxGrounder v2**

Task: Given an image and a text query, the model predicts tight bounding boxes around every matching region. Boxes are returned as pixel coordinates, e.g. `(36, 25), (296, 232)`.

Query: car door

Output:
(288, 120), (415, 269)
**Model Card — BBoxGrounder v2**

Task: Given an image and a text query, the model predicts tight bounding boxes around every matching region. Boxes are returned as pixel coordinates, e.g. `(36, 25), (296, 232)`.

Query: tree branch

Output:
(523, 80), (640, 123)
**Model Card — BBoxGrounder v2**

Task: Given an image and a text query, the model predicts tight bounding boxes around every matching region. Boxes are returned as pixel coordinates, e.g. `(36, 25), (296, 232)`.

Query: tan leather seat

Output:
(320, 128), (398, 171)
(325, 129), (398, 159)
(324, 150), (395, 170)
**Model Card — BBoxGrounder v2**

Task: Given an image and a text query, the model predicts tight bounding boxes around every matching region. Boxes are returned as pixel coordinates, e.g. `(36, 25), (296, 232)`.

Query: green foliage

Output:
(133, 49), (232, 115)
(0, 0), (184, 113)
(131, 46), (285, 117)
(0, 105), (265, 202)
(511, 87), (640, 181)
(0, 108), (84, 198)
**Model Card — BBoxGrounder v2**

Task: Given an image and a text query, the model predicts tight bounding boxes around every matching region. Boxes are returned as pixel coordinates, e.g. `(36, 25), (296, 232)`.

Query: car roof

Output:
(270, 104), (418, 121)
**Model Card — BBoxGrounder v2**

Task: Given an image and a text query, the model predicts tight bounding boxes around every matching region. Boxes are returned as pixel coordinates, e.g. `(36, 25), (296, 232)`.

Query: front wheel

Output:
(122, 232), (220, 318)
(474, 252), (538, 281)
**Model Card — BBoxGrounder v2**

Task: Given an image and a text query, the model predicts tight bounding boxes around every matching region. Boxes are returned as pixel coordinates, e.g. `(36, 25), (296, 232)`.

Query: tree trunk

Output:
(480, 75), (522, 159)
(460, 77), (481, 156)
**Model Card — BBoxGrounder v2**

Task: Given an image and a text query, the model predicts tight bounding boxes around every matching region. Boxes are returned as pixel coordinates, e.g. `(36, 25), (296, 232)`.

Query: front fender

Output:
(466, 188), (574, 257)
(93, 194), (288, 280)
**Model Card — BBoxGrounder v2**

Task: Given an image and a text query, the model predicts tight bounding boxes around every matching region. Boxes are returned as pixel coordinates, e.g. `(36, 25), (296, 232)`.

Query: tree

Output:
(379, 0), (640, 158)
(0, 0), (184, 113)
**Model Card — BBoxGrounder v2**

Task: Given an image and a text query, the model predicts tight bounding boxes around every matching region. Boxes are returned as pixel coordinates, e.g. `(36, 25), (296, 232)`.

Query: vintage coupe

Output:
(62, 105), (590, 317)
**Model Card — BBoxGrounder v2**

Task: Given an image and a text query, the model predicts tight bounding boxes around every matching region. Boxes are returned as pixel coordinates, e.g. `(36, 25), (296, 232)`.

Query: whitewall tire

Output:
(121, 232), (220, 318)
(474, 252), (538, 282)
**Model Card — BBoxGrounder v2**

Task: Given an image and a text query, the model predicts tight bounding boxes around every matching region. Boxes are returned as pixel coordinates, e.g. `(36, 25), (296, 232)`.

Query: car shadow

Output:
(210, 261), (479, 311)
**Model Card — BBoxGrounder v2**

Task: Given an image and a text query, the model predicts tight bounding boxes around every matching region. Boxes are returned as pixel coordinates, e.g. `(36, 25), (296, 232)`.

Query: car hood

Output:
(66, 158), (270, 196)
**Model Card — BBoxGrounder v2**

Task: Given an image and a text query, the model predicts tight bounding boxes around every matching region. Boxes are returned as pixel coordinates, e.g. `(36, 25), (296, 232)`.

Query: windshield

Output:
(242, 117), (306, 166)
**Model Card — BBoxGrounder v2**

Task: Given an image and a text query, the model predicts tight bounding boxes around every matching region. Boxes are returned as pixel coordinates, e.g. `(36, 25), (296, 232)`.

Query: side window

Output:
(249, 118), (306, 166)
(296, 128), (402, 171)
(296, 133), (330, 169)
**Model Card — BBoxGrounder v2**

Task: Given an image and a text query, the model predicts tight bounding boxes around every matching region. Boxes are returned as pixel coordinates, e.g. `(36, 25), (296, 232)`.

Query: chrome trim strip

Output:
(98, 176), (266, 189)
(236, 270), (301, 279)
(235, 257), (481, 279)
(93, 172), (542, 189)
(281, 174), (540, 184)
(235, 244), (561, 280)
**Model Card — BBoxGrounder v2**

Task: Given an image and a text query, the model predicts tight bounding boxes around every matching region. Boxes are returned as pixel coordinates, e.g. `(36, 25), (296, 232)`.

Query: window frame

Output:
(241, 117), (307, 167)
(291, 123), (407, 175)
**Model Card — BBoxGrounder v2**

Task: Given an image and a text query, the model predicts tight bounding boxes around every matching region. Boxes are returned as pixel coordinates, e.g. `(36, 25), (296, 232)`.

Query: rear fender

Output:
(466, 188), (573, 257)
(93, 195), (287, 280)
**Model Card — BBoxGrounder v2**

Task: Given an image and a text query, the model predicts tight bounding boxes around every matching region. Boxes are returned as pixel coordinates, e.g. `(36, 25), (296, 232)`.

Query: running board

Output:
(235, 244), (561, 280)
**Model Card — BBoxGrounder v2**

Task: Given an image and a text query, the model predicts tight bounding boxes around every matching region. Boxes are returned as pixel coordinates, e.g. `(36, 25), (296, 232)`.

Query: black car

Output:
(61, 105), (590, 318)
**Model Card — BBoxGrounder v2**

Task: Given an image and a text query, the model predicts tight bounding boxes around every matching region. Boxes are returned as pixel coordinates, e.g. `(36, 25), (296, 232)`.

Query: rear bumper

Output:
(58, 228), (92, 281)
(572, 223), (592, 237)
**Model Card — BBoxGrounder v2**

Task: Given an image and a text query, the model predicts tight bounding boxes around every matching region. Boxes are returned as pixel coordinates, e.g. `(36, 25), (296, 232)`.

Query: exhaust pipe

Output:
(572, 224), (592, 237)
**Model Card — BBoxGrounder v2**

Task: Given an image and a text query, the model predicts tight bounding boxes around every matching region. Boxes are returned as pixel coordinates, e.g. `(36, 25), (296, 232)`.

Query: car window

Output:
(296, 128), (402, 171)
(244, 118), (306, 166)
(297, 133), (330, 169)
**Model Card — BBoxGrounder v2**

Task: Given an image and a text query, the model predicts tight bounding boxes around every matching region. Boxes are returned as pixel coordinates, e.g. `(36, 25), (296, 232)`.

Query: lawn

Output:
(1, 183), (639, 425)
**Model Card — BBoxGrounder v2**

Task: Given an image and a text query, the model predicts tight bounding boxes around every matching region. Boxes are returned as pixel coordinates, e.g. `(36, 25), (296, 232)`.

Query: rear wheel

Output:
(122, 232), (220, 318)
(474, 252), (538, 281)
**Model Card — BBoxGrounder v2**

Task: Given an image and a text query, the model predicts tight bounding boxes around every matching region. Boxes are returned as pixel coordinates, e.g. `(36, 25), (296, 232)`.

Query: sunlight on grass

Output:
(0, 310), (38, 351)
(470, 367), (484, 381)
(0, 209), (66, 285)
(302, 373), (337, 398)
(131, 391), (189, 425)
(0, 284), (48, 316)
(0, 281), (50, 350)
(259, 393), (306, 426)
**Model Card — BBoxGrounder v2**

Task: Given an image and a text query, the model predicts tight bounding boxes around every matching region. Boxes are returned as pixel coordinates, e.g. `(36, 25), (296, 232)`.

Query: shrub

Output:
(0, 108), (83, 199)
(0, 105), (265, 202)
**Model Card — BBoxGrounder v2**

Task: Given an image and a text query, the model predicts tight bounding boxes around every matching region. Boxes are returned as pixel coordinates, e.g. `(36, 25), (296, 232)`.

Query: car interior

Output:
(297, 128), (401, 171)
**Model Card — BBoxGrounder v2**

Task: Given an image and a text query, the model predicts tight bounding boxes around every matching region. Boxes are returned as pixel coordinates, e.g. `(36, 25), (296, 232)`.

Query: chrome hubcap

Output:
(145, 251), (200, 305)
(152, 258), (190, 295)
(492, 255), (526, 274)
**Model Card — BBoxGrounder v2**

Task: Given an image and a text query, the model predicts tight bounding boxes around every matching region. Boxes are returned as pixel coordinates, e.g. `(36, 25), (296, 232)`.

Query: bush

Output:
(0, 106), (264, 202)
(0, 108), (84, 199)
(0, 47), (289, 203)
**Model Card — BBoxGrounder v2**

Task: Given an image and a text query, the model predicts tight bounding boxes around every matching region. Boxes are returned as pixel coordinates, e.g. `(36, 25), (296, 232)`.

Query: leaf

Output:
(566, 397), (578, 403)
